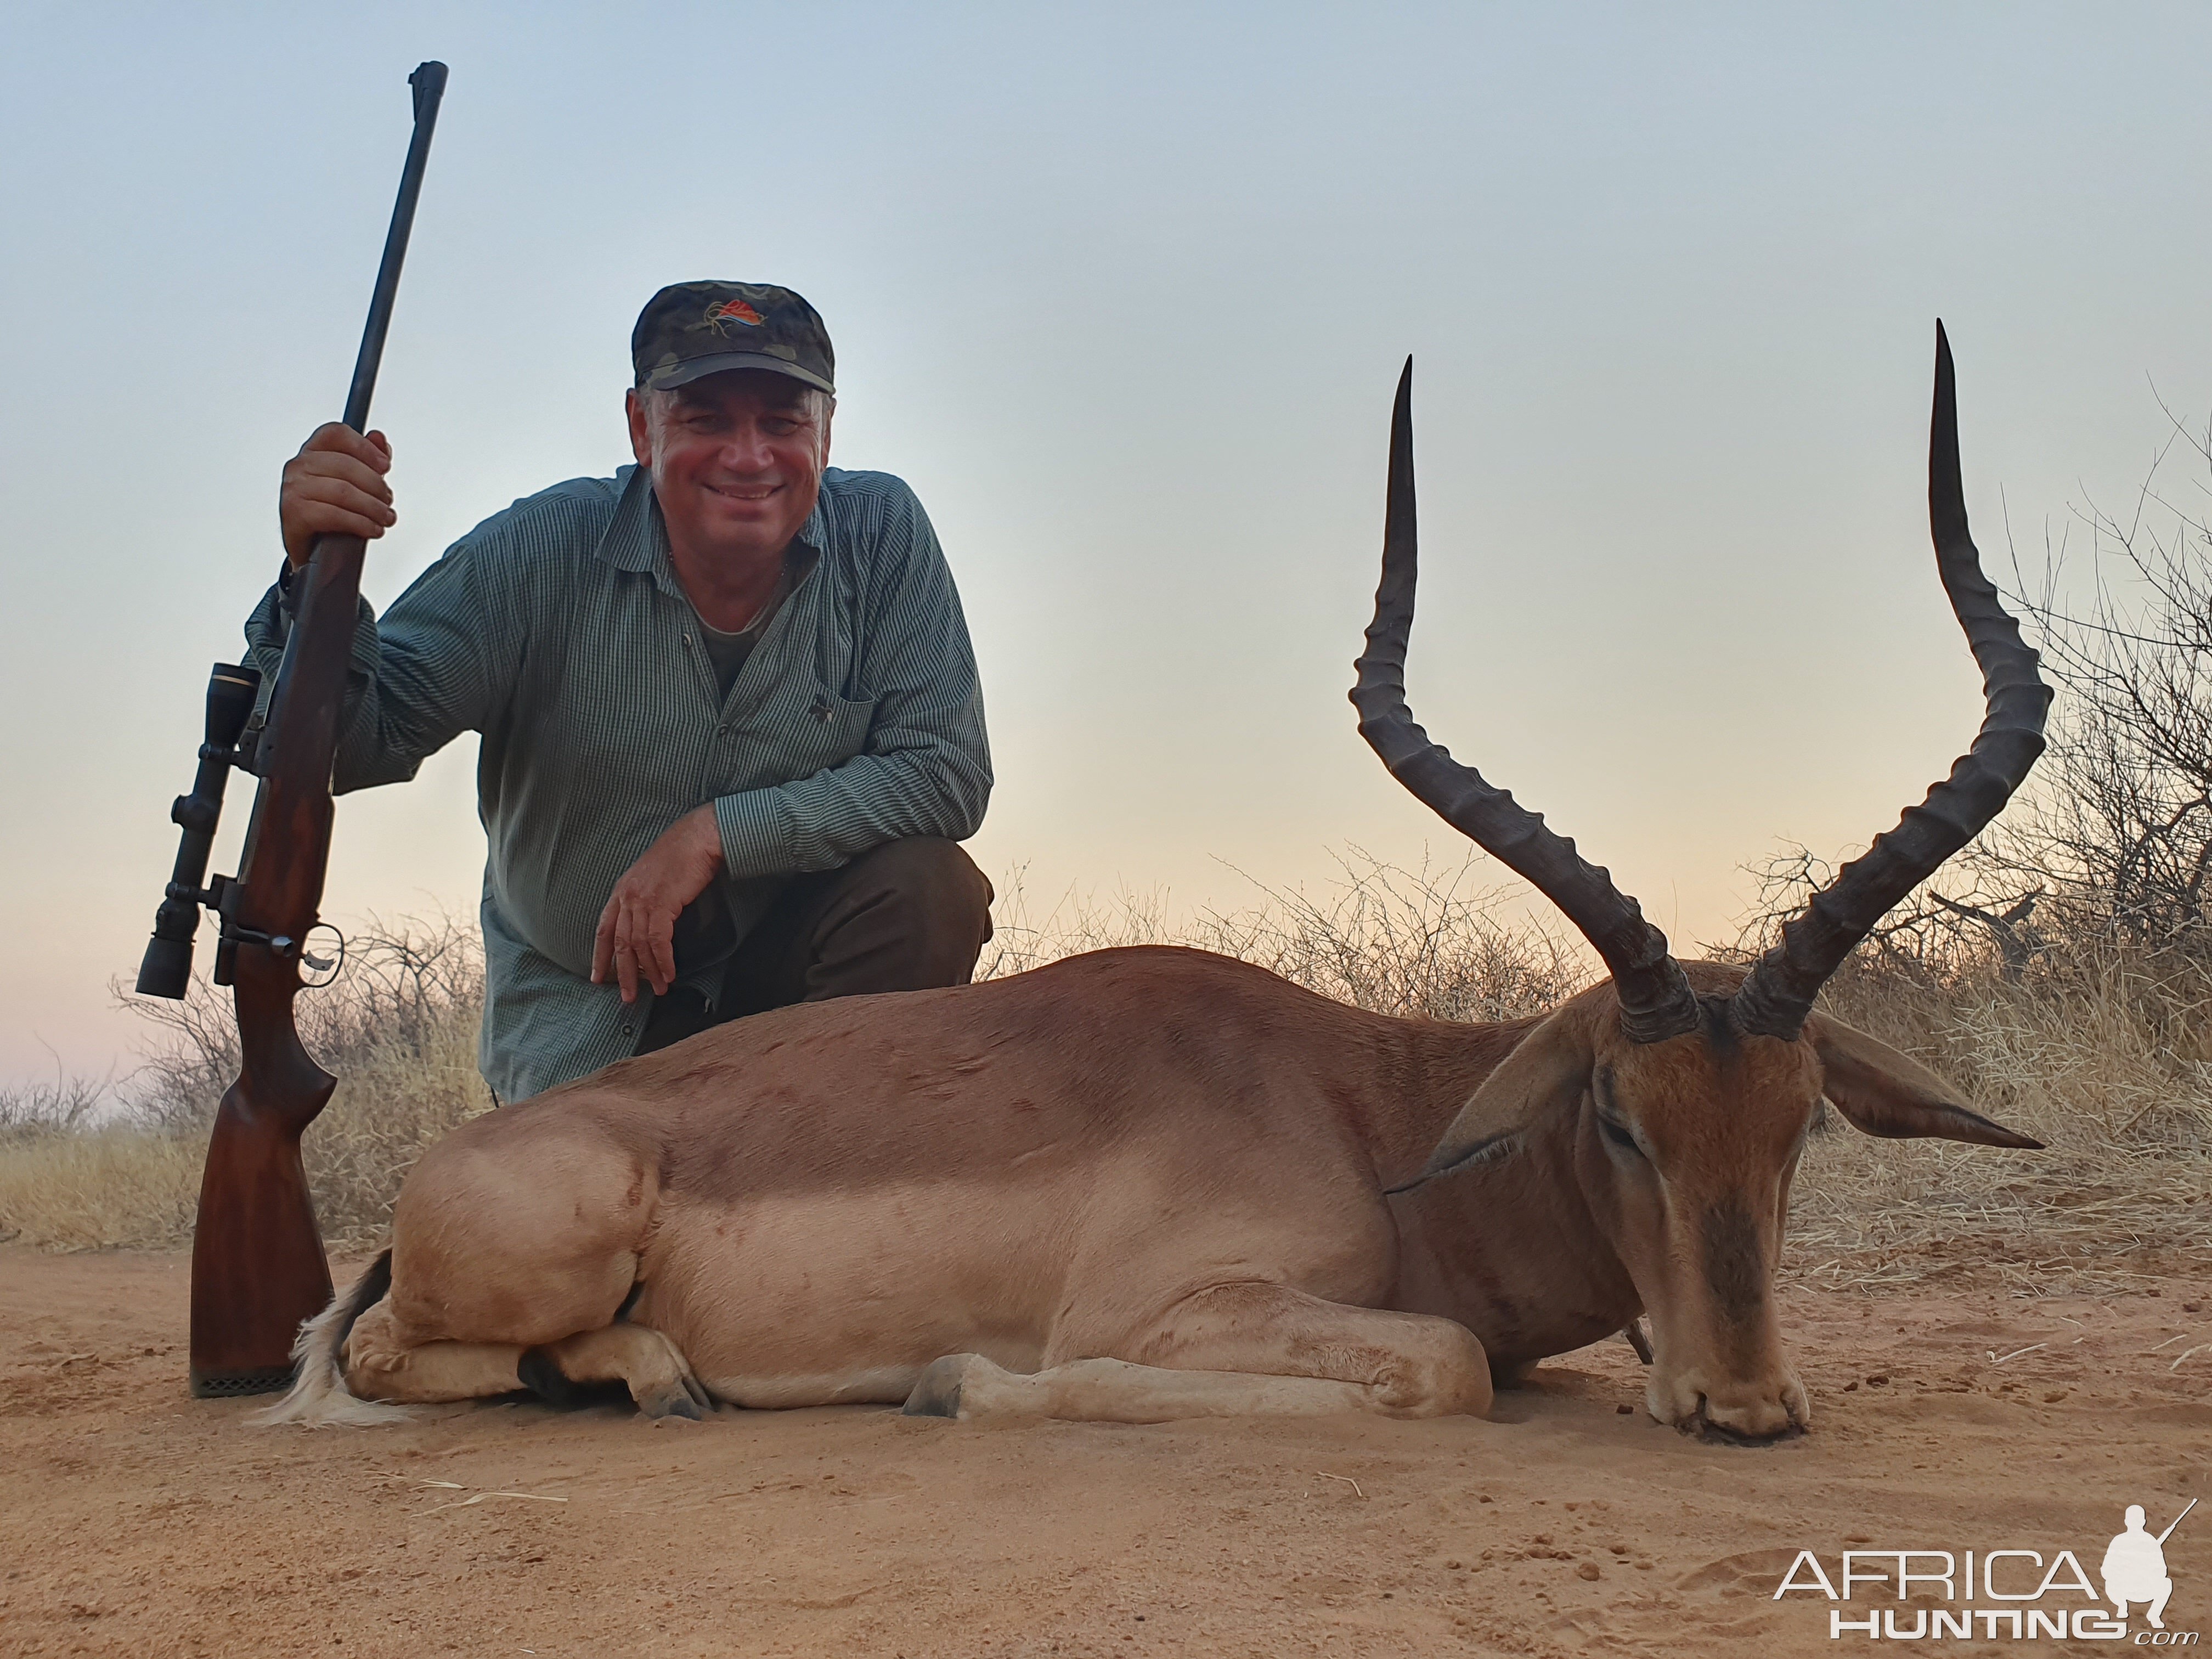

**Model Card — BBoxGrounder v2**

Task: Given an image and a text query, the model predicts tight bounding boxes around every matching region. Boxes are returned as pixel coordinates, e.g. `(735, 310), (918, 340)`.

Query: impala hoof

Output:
(639, 1384), (707, 1422)
(902, 1355), (976, 1419)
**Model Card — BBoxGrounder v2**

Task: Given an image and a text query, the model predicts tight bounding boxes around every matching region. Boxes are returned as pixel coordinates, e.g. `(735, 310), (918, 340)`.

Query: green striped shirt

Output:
(244, 464), (991, 1102)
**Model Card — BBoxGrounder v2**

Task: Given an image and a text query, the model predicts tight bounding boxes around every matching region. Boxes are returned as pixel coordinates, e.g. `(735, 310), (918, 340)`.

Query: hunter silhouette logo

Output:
(1772, 1496), (2199, 1642)
(2107, 1500), (2193, 1631)
(705, 297), (764, 330)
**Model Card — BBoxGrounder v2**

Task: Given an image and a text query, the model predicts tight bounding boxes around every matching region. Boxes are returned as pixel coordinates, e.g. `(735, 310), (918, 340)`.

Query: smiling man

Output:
(249, 281), (994, 1102)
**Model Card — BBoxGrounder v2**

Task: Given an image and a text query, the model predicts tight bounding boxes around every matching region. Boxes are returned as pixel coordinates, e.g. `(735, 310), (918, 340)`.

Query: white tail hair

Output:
(248, 1251), (410, 1427)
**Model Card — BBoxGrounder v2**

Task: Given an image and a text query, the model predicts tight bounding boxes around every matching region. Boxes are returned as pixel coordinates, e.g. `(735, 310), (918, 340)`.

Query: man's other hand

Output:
(592, 806), (726, 1003)
(281, 423), (396, 567)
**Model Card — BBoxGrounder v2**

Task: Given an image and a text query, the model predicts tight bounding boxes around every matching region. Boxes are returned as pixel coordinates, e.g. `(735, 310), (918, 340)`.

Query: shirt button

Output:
(620, 1023), (634, 1037)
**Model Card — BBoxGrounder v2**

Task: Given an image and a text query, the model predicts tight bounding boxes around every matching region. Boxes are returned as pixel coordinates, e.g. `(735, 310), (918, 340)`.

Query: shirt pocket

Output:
(726, 679), (877, 790)
(798, 684), (878, 771)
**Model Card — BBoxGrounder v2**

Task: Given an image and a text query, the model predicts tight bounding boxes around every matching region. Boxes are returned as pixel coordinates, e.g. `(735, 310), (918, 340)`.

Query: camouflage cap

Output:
(631, 280), (836, 397)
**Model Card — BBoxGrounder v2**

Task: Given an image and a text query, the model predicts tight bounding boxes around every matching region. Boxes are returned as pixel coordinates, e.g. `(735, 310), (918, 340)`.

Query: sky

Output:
(1, 2), (2207, 1088)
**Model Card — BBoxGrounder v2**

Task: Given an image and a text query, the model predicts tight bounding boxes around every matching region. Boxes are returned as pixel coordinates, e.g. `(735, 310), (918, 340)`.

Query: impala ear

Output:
(1415, 1004), (1595, 1182)
(1807, 1014), (2042, 1149)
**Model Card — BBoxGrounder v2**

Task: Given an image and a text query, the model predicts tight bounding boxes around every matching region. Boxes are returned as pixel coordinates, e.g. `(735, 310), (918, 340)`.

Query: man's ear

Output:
(625, 387), (654, 470)
(1416, 1004), (1595, 1181)
(1808, 1014), (2042, 1149)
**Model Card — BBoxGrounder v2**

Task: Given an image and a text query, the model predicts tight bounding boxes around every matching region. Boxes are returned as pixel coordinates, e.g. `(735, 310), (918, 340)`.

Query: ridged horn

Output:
(1351, 358), (1702, 1045)
(1733, 323), (2052, 1039)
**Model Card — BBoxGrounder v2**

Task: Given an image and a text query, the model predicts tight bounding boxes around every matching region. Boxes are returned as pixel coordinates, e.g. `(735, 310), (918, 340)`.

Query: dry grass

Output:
(0, 921), (488, 1252)
(980, 851), (1585, 1021)
(0, 1076), (201, 1250)
(4, 863), (2206, 1297)
(0, 1130), (203, 1252)
(0, 1077), (202, 1249)
(1779, 939), (2212, 1295)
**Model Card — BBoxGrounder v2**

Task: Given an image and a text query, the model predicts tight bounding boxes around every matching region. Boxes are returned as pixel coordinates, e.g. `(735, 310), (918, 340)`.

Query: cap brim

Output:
(640, 351), (836, 397)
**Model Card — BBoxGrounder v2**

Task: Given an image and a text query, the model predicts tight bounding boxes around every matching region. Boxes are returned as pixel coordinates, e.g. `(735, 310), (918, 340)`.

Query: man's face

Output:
(627, 369), (833, 568)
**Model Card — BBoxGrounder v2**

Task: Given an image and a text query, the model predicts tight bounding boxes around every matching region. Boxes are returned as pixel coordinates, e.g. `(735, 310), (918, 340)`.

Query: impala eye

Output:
(1598, 1115), (1643, 1156)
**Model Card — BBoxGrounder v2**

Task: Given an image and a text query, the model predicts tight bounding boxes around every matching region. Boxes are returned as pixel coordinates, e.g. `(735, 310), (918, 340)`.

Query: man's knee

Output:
(844, 838), (994, 939)
(807, 838), (994, 996)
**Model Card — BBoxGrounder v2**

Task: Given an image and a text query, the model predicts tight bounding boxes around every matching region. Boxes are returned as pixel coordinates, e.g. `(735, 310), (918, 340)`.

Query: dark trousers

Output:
(634, 837), (994, 1054)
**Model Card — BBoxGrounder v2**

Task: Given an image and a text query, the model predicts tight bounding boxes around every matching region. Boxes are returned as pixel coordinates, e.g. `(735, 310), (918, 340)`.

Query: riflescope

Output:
(134, 662), (261, 999)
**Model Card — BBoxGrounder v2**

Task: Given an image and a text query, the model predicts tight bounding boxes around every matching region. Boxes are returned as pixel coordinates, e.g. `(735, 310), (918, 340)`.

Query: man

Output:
(252, 280), (994, 1102)
(2101, 1504), (2177, 1630)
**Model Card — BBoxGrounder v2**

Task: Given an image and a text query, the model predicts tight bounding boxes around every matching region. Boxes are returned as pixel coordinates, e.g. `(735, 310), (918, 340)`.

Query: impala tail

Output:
(248, 1251), (409, 1427)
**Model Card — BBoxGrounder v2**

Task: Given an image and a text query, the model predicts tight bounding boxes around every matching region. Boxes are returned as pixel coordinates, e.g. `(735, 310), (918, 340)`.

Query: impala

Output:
(266, 324), (2045, 1442)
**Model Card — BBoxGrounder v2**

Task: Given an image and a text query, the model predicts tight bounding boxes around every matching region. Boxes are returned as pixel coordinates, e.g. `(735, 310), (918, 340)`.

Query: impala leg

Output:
(344, 1306), (710, 1420)
(343, 1304), (529, 1404)
(904, 1282), (1492, 1423)
(904, 1355), (1389, 1421)
(522, 1324), (713, 1420)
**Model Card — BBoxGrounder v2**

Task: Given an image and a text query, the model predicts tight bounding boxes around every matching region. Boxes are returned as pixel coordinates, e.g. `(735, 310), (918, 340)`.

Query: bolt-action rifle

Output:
(133, 62), (448, 1397)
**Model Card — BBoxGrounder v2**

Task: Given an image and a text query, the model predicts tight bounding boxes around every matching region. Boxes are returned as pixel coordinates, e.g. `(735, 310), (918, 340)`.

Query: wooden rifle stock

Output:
(185, 62), (448, 1396)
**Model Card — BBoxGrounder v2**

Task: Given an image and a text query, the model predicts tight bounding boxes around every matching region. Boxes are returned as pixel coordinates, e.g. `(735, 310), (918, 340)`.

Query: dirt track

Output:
(1, 1247), (2206, 1658)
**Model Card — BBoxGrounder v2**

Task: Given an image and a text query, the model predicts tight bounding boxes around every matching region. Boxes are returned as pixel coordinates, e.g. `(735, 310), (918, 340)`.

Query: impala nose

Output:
(1649, 1369), (1810, 1441)
(1699, 1384), (1802, 1441)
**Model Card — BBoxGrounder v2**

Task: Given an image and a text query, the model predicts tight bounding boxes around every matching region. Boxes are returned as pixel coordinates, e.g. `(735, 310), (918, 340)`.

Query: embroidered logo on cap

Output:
(706, 297), (765, 330)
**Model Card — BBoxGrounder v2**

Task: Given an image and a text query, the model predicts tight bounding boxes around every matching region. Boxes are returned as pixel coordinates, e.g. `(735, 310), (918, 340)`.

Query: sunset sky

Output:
(3, 3), (2207, 1088)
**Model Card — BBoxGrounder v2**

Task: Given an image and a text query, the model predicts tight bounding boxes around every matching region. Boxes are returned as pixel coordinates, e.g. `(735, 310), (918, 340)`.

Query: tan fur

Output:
(270, 947), (2029, 1439)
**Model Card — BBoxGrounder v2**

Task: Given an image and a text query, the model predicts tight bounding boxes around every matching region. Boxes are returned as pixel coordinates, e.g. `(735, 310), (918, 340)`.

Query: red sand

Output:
(2, 1246), (2205, 1657)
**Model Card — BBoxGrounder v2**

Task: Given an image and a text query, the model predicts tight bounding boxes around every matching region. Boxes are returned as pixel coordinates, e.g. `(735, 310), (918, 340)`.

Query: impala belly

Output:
(633, 1177), (1070, 1407)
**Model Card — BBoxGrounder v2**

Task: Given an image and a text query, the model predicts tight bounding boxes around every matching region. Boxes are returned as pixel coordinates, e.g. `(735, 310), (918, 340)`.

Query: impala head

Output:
(1356, 325), (2050, 1441)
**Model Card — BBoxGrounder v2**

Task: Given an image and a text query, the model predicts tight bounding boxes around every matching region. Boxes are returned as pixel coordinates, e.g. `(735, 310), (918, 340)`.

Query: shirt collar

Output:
(594, 464), (830, 593)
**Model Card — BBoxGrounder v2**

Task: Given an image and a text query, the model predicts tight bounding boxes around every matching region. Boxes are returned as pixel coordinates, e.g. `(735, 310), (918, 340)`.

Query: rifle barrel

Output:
(2156, 1497), (2197, 1545)
(342, 61), (448, 433)
(258, 61), (448, 777)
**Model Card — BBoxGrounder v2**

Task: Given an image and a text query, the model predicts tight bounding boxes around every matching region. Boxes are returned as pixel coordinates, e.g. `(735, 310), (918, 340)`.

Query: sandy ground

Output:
(1, 1248), (2206, 1658)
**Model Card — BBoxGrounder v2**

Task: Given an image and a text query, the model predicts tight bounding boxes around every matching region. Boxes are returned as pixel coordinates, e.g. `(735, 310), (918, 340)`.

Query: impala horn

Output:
(1351, 357), (1703, 1045)
(1730, 323), (2051, 1039)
